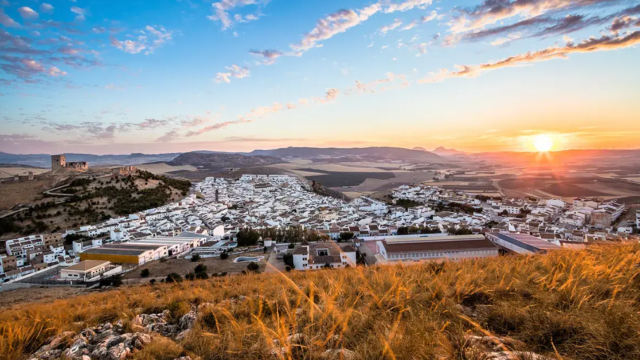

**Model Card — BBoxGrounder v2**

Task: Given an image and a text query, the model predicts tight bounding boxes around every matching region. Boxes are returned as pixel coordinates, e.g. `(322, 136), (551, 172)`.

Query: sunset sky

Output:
(1, 0), (639, 154)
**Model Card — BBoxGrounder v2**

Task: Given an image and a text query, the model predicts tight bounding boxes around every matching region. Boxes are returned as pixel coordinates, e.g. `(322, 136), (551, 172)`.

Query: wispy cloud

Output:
(207, 0), (267, 30)
(110, 25), (173, 54)
(420, 30), (640, 83)
(70, 6), (86, 21)
(215, 64), (250, 83)
(0, 9), (19, 27)
(249, 49), (283, 64)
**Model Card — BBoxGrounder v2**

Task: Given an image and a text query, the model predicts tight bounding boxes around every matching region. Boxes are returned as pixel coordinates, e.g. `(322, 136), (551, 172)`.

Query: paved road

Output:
(265, 251), (287, 273)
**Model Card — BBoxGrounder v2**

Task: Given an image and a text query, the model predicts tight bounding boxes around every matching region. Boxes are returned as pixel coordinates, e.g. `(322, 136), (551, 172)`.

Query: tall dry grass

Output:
(1, 243), (640, 360)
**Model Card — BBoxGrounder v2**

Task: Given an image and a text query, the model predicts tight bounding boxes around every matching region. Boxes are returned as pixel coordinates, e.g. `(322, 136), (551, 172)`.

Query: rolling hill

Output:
(249, 146), (444, 162)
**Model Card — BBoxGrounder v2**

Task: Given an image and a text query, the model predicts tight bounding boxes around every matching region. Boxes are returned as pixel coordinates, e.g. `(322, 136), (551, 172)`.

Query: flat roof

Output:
(382, 238), (497, 253)
(64, 260), (110, 271)
(83, 248), (153, 256)
(488, 233), (561, 252)
(385, 234), (486, 244)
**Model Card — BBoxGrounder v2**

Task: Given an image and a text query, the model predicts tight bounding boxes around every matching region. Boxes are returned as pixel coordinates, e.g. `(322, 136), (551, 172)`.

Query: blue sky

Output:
(1, 0), (639, 154)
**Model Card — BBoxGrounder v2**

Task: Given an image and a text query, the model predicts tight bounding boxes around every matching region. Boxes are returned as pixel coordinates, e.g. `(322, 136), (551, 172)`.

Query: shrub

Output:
(194, 264), (207, 274)
(285, 266), (291, 272)
(166, 273), (183, 283)
(191, 254), (201, 262)
(246, 262), (260, 273)
(140, 269), (150, 278)
(220, 253), (229, 260)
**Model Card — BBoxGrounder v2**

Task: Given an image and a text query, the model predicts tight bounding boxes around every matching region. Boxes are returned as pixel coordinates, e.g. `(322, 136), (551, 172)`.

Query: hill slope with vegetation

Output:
(0, 170), (191, 239)
(2, 244), (640, 360)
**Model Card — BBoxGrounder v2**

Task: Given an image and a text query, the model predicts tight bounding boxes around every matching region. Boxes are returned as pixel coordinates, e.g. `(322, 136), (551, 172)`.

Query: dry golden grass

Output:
(2, 244), (640, 360)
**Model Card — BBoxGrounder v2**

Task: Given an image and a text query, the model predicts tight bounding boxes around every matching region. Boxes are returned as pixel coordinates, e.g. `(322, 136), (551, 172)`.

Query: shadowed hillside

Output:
(1, 244), (640, 360)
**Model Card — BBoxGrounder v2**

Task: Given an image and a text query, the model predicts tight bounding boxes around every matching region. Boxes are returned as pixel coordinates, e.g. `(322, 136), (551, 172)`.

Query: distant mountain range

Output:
(249, 146), (443, 162)
(168, 152), (281, 169)
(0, 152), (182, 168)
(3, 147), (638, 169)
(432, 146), (466, 157)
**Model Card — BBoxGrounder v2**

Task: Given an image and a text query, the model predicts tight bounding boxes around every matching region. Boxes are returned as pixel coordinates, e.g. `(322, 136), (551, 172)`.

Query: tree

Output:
(166, 273), (183, 283)
(237, 228), (261, 246)
(140, 269), (150, 278)
(339, 232), (354, 242)
(397, 226), (409, 235)
(191, 254), (201, 262)
(220, 252), (229, 260)
(194, 264), (207, 273)
(283, 253), (294, 268)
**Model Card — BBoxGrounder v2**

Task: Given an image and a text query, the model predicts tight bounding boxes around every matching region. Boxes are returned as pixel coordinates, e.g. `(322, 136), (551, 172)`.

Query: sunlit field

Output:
(2, 244), (640, 360)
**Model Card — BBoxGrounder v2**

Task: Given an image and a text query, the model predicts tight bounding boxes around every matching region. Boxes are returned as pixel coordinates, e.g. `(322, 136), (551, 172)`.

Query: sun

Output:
(533, 134), (554, 152)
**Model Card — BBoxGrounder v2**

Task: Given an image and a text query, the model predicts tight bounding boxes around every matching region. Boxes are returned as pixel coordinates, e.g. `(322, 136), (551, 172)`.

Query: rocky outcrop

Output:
(29, 309), (198, 360)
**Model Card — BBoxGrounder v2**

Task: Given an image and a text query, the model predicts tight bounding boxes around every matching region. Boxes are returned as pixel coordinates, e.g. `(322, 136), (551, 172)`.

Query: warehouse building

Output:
(485, 233), (561, 254)
(61, 260), (113, 281)
(80, 243), (168, 265)
(375, 235), (498, 263)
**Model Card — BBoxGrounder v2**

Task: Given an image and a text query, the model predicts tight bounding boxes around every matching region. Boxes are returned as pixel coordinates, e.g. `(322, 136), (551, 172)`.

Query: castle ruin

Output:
(51, 154), (88, 171)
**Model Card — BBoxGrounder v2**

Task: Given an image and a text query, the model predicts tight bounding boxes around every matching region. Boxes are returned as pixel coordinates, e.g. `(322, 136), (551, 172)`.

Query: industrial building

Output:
(375, 235), (498, 263)
(60, 260), (113, 282)
(485, 233), (561, 254)
(78, 236), (206, 264)
(80, 243), (168, 265)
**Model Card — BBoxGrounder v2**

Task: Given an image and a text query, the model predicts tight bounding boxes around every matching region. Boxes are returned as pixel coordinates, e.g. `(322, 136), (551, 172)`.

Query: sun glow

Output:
(532, 134), (554, 152)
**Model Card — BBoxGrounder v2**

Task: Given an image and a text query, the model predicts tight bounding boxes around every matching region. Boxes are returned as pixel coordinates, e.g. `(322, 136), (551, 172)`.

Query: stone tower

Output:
(51, 154), (66, 170)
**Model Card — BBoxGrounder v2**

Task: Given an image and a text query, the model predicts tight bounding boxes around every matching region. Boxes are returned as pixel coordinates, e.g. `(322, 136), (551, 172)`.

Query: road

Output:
(265, 250), (287, 273)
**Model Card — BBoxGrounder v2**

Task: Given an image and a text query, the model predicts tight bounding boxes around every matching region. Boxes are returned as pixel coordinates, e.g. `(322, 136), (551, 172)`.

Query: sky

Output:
(0, 0), (639, 155)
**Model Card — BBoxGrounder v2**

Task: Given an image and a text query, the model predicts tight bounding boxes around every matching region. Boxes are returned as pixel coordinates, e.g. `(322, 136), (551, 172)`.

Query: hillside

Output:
(2, 244), (639, 360)
(433, 146), (466, 157)
(0, 170), (191, 239)
(167, 152), (281, 169)
(250, 146), (443, 162)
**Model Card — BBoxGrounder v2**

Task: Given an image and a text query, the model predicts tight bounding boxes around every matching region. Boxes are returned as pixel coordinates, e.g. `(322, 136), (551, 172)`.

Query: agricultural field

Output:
(0, 166), (49, 179)
(497, 175), (640, 199)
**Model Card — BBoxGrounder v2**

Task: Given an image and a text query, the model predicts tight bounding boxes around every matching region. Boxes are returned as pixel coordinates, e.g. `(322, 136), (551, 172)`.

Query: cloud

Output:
(222, 136), (305, 142)
(45, 121), (120, 139)
(490, 32), (522, 46)
(449, 0), (617, 34)
(185, 118), (252, 136)
(381, 18), (403, 34)
(156, 130), (179, 142)
(401, 11), (441, 31)
(609, 15), (640, 35)
(0, 9), (19, 27)
(110, 37), (146, 54)
(291, 4), (381, 55)
(47, 66), (66, 76)
(40, 3), (54, 13)
(70, 6), (86, 21)
(0, 133), (36, 142)
(17, 7), (38, 19)
(136, 118), (169, 129)
(215, 64), (250, 83)
(352, 72), (408, 93)
(419, 30), (640, 83)
(384, 0), (433, 13)
(110, 25), (172, 54)
(0, 57), (66, 80)
(249, 49), (283, 64)
(322, 88), (339, 102)
(207, 0), (267, 30)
